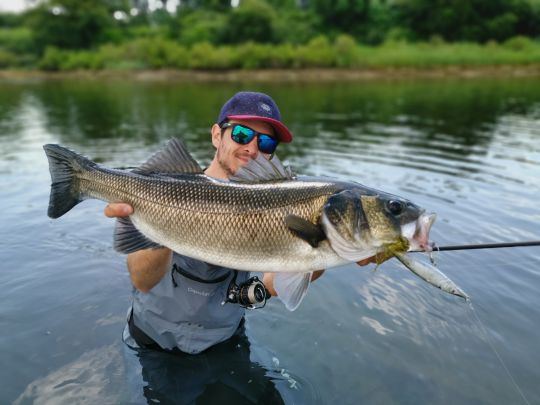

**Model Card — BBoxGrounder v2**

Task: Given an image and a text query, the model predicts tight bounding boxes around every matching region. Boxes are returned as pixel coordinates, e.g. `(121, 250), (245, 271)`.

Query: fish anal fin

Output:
(284, 214), (325, 248)
(114, 217), (163, 253)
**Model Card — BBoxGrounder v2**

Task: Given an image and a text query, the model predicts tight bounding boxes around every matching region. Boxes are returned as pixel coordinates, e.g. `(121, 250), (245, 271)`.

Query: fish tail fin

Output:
(43, 144), (95, 218)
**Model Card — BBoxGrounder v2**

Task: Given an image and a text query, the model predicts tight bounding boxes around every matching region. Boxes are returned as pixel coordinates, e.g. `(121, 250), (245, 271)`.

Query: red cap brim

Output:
(227, 115), (293, 143)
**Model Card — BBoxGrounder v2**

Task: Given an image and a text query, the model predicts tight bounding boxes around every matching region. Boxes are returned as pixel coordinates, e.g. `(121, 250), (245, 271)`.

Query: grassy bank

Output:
(2, 66), (539, 83)
(3, 35), (540, 72)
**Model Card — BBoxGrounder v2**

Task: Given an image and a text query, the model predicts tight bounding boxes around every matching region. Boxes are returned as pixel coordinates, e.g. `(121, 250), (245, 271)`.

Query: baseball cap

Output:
(217, 91), (293, 143)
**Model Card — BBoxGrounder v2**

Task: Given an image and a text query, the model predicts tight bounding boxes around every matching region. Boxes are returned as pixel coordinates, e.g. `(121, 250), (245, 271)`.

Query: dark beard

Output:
(217, 150), (236, 176)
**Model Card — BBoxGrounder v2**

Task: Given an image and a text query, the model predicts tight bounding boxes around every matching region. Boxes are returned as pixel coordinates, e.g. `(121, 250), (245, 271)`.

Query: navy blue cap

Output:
(217, 91), (293, 143)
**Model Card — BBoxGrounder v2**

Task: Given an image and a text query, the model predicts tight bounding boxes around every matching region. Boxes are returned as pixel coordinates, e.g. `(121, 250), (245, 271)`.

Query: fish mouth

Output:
(403, 212), (436, 252)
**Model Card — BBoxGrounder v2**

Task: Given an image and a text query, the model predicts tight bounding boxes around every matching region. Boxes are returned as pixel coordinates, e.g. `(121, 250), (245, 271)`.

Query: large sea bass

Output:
(43, 139), (466, 309)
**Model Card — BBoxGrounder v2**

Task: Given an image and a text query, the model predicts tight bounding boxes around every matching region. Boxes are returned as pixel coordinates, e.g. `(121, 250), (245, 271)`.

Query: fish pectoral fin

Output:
(284, 214), (325, 248)
(114, 217), (163, 254)
(320, 208), (378, 262)
(274, 272), (312, 311)
(135, 138), (203, 175)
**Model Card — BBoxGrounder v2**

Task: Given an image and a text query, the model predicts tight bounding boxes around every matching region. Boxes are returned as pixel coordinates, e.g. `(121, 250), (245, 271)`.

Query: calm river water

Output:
(1, 77), (539, 405)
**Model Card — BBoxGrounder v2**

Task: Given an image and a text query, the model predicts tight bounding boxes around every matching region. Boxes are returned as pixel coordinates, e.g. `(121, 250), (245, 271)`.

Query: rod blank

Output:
(414, 240), (540, 252)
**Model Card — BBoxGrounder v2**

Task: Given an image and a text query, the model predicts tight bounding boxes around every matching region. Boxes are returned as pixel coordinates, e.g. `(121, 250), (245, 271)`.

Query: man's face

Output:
(211, 119), (276, 176)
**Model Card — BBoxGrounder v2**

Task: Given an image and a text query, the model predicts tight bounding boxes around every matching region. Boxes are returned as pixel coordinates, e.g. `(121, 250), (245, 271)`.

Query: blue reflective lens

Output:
(257, 134), (278, 154)
(229, 124), (279, 154)
(232, 125), (256, 144)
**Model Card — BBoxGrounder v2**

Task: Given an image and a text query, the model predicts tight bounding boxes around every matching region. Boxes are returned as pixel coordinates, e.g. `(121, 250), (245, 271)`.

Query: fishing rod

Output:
(413, 240), (540, 252)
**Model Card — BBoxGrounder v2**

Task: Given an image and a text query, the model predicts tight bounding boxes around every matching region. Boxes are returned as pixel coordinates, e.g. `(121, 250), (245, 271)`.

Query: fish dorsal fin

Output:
(136, 138), (203, 175)
(229, 153), (294, 183)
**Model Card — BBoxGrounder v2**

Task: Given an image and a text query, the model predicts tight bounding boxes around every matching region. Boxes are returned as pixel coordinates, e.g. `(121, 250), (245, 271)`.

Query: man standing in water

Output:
(105, 91), (374, 355)
(105, 91), (318, 354)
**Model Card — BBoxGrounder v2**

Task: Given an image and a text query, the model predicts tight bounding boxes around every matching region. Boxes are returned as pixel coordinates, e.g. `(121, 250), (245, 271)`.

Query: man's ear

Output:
(211, 124), (221, 148)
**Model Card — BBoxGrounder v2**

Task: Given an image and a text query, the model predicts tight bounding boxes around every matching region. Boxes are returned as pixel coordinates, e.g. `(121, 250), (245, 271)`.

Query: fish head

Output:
(321, 189), (436, 261)
(366, 191), (436, 253)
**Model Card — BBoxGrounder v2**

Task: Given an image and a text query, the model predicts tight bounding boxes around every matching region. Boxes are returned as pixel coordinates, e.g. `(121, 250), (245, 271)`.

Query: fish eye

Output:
(387, 200), (404, 215)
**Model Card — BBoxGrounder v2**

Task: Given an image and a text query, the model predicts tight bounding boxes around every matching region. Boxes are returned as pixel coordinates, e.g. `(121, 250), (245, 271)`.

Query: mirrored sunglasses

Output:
(221, 123), (279, 155)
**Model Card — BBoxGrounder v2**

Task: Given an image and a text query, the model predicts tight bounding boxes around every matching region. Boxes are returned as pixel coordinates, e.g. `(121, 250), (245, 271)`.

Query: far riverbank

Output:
(1, 65), (540, 82)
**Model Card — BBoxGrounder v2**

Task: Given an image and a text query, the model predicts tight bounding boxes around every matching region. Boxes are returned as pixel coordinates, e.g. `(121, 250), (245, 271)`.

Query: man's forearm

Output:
(127, 247), (172, 293)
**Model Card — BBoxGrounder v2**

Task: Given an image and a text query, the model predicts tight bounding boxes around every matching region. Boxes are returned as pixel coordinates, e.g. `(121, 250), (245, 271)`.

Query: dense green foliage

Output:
(27, 0), (115, 52)
(395, 0), (540, 42)
(33, 36), (540, 71)
(0, 0), (539, 70)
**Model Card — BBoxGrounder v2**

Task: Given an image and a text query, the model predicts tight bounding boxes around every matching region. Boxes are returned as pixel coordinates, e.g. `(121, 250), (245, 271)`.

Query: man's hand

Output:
(357, 252), (393, 266)
(104, 203), (133, 218)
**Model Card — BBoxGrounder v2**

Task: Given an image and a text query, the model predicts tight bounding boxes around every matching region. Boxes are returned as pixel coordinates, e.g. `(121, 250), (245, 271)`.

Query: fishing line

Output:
(465, 302), (531, 405)
(415, 251), (533, 403)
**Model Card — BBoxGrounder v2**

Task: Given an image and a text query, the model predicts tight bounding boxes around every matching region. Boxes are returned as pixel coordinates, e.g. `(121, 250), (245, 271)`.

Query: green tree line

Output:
(1, 0), (540, 70)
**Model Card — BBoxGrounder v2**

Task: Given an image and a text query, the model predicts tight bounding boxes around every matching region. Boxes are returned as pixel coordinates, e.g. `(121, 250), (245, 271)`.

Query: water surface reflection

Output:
(1, 77), (539, 404)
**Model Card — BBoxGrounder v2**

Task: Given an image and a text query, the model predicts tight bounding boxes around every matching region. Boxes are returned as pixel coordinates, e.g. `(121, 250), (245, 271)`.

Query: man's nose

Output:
(243, 136), (259, 158)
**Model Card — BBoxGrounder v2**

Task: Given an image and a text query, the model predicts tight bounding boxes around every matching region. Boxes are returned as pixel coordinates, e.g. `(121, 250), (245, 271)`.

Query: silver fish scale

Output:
(77, 166), (349, 272)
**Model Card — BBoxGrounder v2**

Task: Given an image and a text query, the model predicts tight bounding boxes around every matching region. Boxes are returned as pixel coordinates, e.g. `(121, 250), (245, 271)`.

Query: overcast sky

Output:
(0, 0), (28, 13)
(0, 1), (189, 13)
